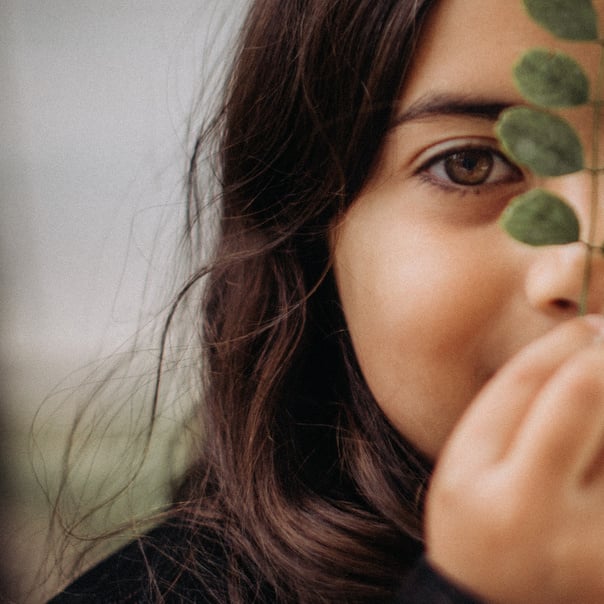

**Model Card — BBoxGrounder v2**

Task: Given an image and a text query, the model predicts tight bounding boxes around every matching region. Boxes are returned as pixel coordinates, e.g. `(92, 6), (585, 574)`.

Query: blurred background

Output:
(1, 1), (245, 600)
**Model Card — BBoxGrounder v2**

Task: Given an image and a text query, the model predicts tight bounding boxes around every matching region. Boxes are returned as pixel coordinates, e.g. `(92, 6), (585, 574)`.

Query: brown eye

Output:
(444, 149), (493, 185)
(420, 144), (522, 190)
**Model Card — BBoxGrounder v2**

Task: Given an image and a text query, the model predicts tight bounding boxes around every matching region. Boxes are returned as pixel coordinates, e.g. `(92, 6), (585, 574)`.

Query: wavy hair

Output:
(156, 1), (441, 602)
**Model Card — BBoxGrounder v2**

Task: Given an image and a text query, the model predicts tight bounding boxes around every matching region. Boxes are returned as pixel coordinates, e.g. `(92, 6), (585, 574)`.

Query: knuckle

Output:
(556, 349), (604, 402)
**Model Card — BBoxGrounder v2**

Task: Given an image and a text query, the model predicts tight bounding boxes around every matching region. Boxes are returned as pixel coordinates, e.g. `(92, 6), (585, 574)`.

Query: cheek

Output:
(333, 207), (516, 456)
(341, 241), (490, 391)
(336, 209), (496, 365)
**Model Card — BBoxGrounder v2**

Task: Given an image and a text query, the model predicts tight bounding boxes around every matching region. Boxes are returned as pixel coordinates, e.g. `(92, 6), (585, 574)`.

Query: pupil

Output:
(445, 150), (493, 185)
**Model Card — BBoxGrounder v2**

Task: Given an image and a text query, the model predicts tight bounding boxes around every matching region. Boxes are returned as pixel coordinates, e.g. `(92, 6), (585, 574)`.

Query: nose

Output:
(525, 242), (604, 315)
(524, 173), (604, 316)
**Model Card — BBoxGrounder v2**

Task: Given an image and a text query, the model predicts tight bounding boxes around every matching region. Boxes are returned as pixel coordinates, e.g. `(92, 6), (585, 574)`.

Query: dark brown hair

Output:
(160, 0), (439, 602)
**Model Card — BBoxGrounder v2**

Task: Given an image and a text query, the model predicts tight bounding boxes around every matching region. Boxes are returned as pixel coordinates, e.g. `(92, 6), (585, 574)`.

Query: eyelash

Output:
(415, 144), (524, 193)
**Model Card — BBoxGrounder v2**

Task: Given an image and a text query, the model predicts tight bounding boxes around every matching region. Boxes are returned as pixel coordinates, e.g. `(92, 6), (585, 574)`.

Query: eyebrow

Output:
(392, 93), (515, 127)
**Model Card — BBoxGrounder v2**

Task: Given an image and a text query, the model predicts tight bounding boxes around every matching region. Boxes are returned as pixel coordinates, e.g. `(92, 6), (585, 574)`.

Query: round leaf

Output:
(514, 49), (589, 107)
(496, 107), (584, 176)
(523, 0), (598, 41)
(500, 189), (580, 246)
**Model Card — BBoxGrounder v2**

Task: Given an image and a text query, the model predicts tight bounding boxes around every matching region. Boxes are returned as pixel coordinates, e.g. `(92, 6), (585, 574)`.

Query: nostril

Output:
(552, 298), (576, 312)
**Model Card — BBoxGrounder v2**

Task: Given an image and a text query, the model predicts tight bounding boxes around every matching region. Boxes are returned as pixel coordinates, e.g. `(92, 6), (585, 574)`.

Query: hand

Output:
(426, 316), (604, 604)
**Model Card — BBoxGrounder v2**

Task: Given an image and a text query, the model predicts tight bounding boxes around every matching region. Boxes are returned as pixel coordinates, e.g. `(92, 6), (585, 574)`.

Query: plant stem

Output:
(579, 40), (604, 315)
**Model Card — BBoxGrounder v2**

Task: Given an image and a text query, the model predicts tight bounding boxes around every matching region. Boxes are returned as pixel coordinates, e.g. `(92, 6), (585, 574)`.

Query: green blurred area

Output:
(2, 388), (189, 603)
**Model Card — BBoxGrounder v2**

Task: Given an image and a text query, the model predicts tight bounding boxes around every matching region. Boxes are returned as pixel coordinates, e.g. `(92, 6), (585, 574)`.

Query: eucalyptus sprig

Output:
(496, 0), (602, 314)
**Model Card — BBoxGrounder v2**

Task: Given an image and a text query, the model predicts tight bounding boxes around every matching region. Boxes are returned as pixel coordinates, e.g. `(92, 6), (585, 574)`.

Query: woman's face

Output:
(332, 0), (604, 459)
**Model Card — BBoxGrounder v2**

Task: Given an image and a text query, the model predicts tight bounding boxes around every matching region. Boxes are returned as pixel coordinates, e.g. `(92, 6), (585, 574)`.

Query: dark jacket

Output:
(48, 522), (481, 603)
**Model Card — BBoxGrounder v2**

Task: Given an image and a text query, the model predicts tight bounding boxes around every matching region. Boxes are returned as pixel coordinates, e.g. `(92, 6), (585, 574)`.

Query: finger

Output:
(510, 343), (604, 483)
(440, 316), (604, 470)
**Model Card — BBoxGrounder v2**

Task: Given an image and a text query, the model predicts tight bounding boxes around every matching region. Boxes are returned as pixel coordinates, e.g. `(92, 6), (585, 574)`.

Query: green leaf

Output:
(500, 189), (580, 246)
(496, 107), (584, 176)
(524, 0), (598, 41)
(514, 49), (589, 107)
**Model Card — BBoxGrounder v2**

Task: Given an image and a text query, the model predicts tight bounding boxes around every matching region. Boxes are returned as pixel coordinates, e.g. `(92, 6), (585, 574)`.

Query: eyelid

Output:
(413, 137), (504, 170)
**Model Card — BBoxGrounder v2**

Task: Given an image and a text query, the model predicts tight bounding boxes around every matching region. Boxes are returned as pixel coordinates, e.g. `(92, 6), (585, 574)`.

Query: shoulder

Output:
(393, 557), (483, 604)
(48, 524), (483, 603)
(48, 520), (227, 603)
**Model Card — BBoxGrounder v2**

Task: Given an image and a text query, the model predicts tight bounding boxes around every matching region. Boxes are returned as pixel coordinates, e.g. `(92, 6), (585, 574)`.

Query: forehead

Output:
(400, 0), (602, 108)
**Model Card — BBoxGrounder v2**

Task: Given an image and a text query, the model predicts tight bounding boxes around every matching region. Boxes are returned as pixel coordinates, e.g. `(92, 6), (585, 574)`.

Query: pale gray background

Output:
(1, 1), (246, 599)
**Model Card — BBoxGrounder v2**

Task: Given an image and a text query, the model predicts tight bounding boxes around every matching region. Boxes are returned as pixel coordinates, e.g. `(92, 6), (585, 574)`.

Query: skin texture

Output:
(427, 317), (604, 603)
(332, 0), (604, 459)
(333, 0), (604, 600)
